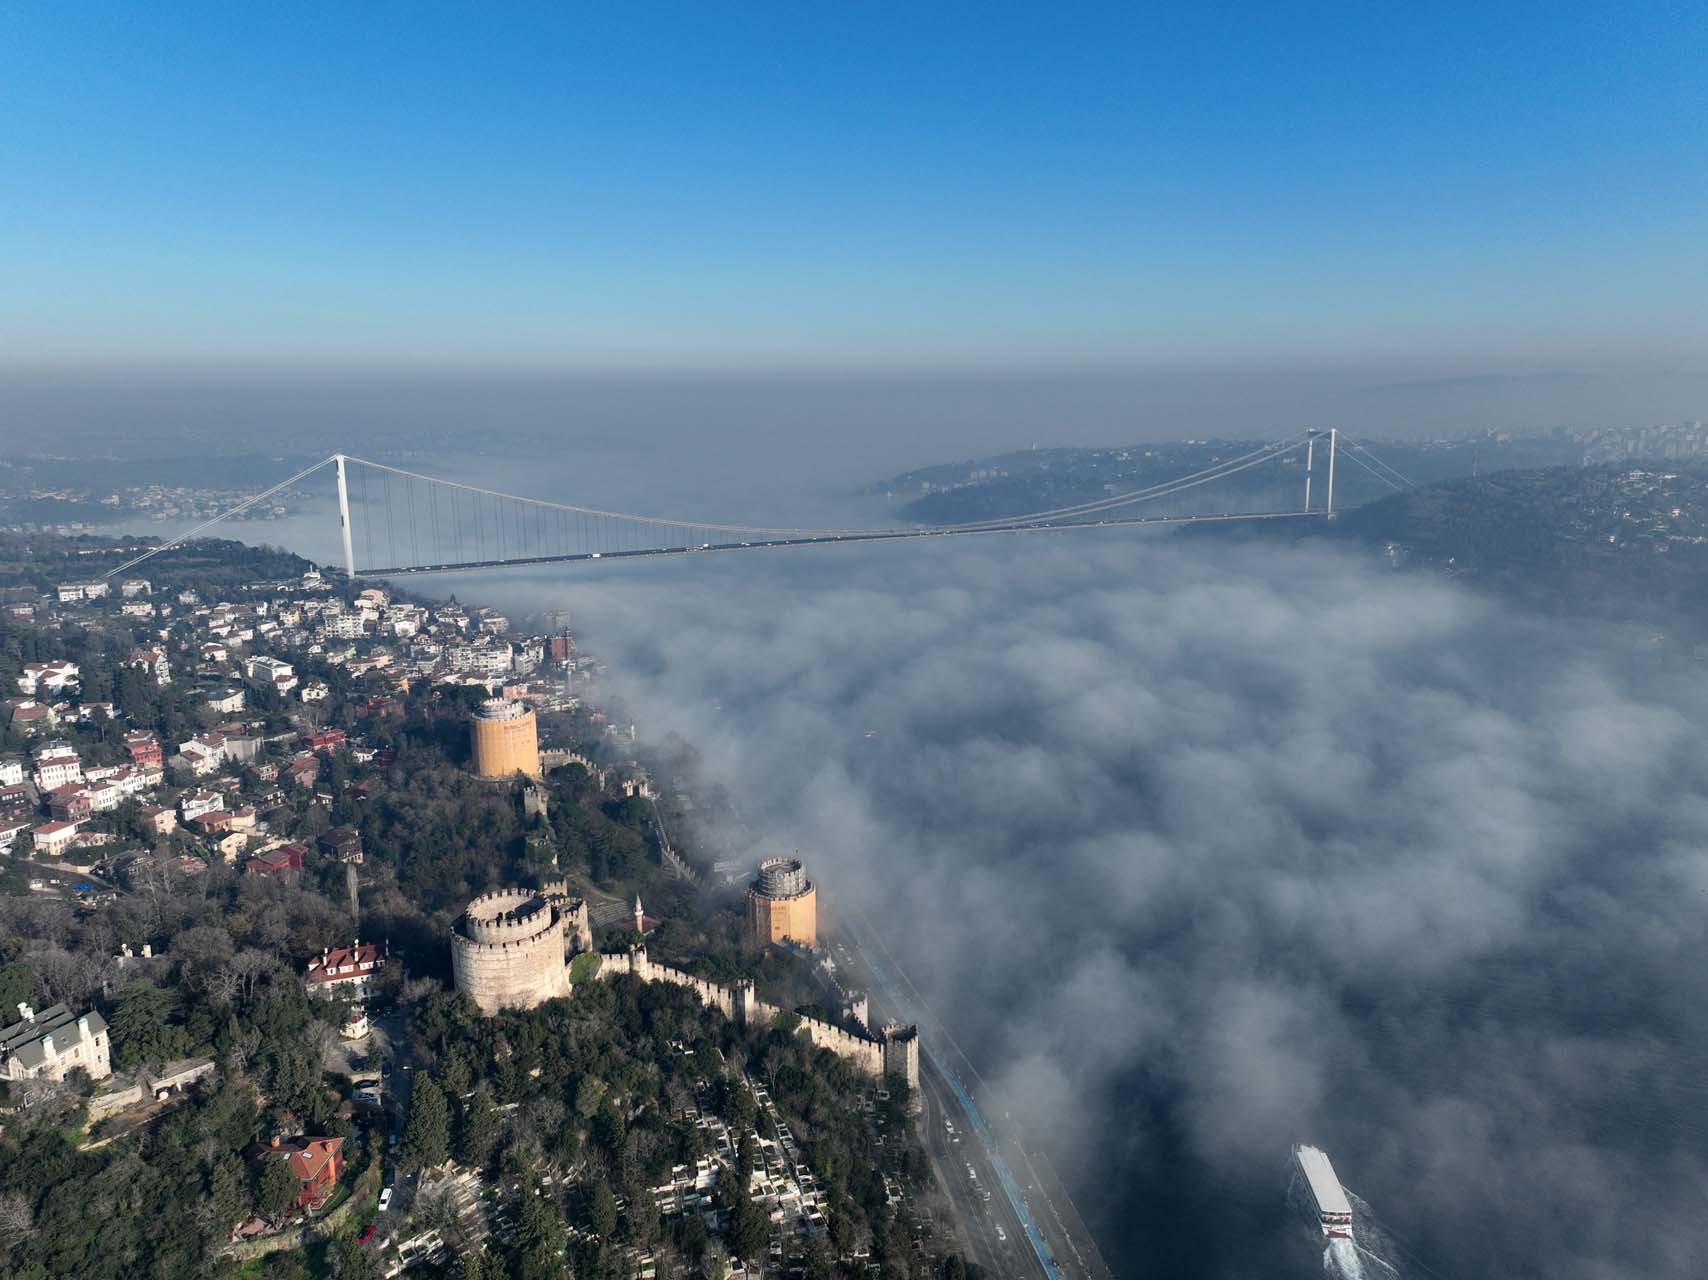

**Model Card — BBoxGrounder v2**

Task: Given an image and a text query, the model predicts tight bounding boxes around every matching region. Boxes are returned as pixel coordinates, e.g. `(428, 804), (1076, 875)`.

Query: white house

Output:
(179, 789), (224, 822)
(204, 689), (245, 714)
(0, 1004), (111, 1083)
(17, 662), (80, 696)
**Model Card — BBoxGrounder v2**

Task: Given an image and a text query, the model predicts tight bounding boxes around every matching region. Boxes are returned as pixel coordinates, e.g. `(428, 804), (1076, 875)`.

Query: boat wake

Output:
(1325, 1236), (1366, 1279)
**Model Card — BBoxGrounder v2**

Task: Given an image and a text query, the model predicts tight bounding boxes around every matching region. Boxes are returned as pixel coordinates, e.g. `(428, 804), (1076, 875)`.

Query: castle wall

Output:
(601, 947), (909, 1081)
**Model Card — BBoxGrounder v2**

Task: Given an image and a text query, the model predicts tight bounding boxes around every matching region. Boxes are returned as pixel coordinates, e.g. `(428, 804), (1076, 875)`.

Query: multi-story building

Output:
(244, 654), (298, 694)
(124, 732), (164, 769)
(55, 581), (109, 603)
(202, 686), (245, 713)
(130, 648), (172, 686)
(32, 742), (82, 791)
(0, 1003), (111, 1083)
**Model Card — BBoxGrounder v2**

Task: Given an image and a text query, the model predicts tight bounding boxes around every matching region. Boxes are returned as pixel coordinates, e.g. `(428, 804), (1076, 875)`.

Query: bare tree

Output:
(0, 1190), (33, 1248)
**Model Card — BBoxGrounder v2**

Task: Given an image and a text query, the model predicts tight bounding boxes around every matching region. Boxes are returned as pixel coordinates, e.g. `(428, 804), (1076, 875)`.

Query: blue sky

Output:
(2, 3), (1705, 371)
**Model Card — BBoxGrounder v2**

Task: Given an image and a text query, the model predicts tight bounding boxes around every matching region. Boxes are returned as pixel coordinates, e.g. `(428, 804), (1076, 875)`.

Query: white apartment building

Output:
(32, 743), (83, 791)
(244, 654), (298, 694)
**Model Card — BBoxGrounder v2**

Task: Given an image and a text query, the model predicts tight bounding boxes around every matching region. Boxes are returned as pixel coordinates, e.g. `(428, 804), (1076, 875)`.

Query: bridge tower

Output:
(334, 454), (357, 577)
(1326, 427), (1337, 514)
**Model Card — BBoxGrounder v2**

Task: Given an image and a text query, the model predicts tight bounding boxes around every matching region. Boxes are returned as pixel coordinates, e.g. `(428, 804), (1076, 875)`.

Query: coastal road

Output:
(831, 937), (1055, 1280)
(917, 1054), (1039, 1278)
(834, 933), (1113, 1280)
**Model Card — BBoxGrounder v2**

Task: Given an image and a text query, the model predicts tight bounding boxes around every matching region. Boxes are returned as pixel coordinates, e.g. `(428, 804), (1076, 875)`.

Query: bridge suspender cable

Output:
(103, 455), (337, 579)
(98, 433), (1326, 580)
(940, 435), (1311, 530)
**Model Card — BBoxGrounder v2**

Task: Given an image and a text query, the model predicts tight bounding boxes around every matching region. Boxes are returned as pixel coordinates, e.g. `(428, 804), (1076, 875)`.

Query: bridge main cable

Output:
(341, 432), (1311, 549)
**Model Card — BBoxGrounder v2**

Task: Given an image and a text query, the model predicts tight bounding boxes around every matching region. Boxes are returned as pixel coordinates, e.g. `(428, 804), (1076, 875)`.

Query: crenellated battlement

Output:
(599, 945), (916, 1084)
(452, 888), (571, 1014)
(448, 888), (916, 1090)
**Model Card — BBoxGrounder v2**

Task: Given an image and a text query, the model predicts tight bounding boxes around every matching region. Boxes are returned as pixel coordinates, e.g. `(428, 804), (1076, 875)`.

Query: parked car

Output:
(358, 1225), (377, 1245)
(378, 1187), (394, 1212)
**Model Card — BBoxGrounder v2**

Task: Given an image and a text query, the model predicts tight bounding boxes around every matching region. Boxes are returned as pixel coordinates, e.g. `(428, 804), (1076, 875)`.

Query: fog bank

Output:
(479, 533), (1707, 1277)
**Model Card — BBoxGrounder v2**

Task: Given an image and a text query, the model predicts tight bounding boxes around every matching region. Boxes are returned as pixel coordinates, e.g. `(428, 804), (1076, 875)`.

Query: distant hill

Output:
(1322, 463), (1708, 628)
(879, 434), (1585, 526)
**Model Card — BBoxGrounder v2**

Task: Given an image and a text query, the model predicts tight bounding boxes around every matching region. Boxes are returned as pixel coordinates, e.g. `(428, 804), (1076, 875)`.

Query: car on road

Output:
(378, 1187), (394, 1212)
(357, 1225), (376, 1245)
(995, 1225), (1007, 1242)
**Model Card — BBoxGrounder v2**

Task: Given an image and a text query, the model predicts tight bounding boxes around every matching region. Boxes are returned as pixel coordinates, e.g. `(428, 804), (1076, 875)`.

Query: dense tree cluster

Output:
(391, 973), (936, 1280)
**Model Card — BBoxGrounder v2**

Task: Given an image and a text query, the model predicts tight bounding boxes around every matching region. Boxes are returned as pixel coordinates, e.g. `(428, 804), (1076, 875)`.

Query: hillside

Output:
(1325, 463), (1708, 627)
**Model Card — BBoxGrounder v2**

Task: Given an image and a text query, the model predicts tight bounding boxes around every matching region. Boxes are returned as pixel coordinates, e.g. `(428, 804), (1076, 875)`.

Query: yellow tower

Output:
(746, 857), (818, 949)
(470, 698), (540, 779)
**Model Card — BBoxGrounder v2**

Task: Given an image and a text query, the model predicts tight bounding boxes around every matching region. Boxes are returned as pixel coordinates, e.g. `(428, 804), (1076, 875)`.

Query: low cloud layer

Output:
(485, 533), (1708, 1278)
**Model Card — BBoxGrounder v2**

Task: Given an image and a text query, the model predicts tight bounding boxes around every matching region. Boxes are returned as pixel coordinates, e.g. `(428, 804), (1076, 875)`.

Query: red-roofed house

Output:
(303, 941), (385, 996)
(32, 820), (82, 856)
(267, 1135), (345, 1212)
(9, 702), (54, 732)
(301, 728), (346, 754)
(246, 845), (304, 876)
(124, 732), (164, 769)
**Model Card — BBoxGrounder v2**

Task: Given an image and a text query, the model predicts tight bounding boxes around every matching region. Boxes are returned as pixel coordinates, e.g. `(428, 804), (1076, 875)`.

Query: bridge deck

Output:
(359, 508), (1324, 576)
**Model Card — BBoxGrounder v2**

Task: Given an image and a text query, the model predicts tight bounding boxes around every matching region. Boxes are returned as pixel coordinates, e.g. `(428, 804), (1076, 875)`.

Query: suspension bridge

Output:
(106, 428), (1411, 581)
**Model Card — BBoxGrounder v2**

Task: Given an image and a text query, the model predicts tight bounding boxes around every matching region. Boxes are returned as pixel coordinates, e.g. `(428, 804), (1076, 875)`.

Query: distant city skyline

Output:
(3, 5), (1706, 375)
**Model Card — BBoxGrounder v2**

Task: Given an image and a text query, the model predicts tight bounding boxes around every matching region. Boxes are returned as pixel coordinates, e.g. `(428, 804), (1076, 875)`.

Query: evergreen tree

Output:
(517, 1194), (568, 1280)
(401, 1074), (451, 1170)
(209, 1154), (249, 1230)
(456, 1089), (502, 1169)
(257, 1156), (300, 1219)
(589, 1179), (619, 1239)
(110, 979), (190, 1068)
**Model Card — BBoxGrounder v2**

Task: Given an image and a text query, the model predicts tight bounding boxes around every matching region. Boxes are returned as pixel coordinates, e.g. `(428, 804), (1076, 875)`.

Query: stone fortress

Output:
(450, 881), (593, 1014)
(746, 856), (817, 949)
(449, 864), (918, 1089)
(469, 697), (541, 779)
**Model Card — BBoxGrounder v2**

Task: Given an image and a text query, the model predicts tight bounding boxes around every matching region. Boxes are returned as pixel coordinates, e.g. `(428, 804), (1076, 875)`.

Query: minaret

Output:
(633, 895), (645, 936)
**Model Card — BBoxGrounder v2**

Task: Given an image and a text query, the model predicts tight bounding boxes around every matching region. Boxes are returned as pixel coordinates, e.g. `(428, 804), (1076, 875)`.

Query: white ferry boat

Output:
(1293, 1144), (1355, 1240)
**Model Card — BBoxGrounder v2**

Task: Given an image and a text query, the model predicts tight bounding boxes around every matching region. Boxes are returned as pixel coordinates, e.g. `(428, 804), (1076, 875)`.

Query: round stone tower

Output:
(746, 856), (818, 949)
(470, 698), (540, 779)
(451, 887), (570, 1013)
